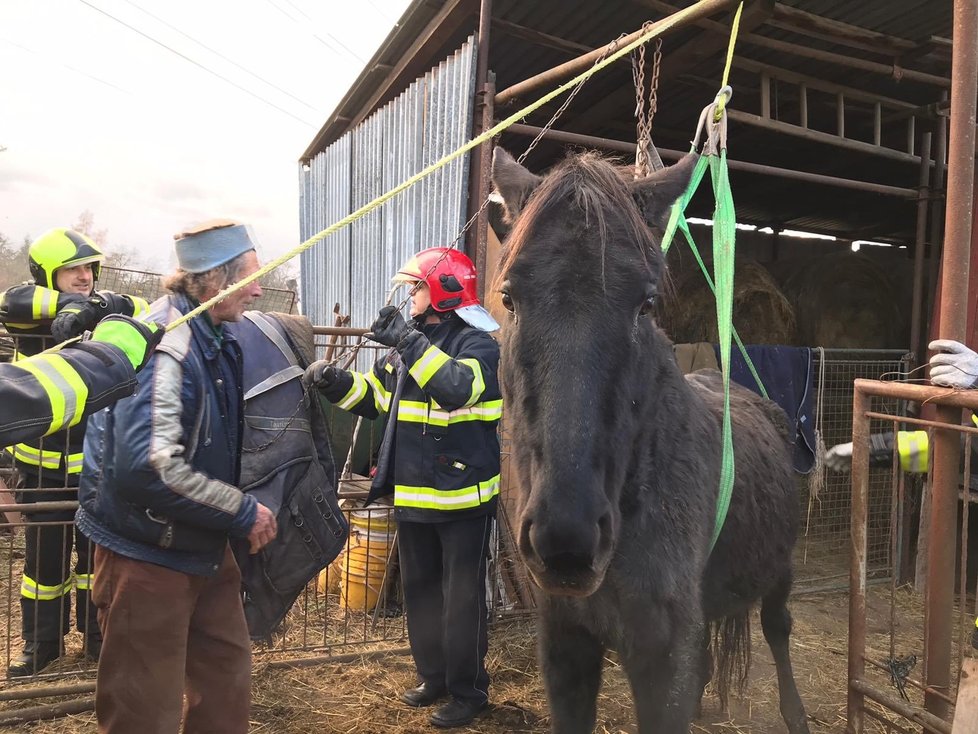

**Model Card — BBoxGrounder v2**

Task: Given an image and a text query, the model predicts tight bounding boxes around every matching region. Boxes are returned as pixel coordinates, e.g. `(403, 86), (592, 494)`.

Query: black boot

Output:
(430, 697), (488, 728)
(8, 641), (64, 677)
(399, 682), (448, 707)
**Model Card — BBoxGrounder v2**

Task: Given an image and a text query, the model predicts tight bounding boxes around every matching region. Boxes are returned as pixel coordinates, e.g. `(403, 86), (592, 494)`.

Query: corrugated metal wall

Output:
(299, 35), (478, 369)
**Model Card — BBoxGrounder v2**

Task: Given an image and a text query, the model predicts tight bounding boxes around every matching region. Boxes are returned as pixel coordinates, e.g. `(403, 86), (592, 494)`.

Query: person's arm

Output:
(50, 291), (152, 342)
(304, 357), (389, 419)
(110, 346), (257, 537)
(0, 283), (85, 326)
(367, 306), (500, 411)
(826, 430), (929, 473)
(0, 315), (162, 445)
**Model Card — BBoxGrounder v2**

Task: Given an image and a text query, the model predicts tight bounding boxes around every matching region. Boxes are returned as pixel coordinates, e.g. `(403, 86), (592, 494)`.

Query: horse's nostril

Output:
(518, 517), (536, 560)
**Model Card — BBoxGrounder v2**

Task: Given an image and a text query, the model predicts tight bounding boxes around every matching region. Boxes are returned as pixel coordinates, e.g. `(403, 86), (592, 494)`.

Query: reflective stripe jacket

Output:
(0, 341), (136, 447)
(76, 294), (257, 577)
(321, 314), (501, 523)
(0, 283), (150, 480)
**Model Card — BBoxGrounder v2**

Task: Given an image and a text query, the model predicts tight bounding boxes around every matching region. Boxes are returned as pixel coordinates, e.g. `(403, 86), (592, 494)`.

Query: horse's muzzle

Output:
(518, 510), (614, 597)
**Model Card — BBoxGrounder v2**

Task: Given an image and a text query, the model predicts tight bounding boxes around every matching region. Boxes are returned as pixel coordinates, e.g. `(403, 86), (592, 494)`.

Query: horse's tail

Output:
(710, 610), (752, 709)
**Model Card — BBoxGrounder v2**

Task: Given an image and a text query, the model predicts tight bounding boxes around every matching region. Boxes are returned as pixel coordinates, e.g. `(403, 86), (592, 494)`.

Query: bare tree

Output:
(72, 210), (109, 246)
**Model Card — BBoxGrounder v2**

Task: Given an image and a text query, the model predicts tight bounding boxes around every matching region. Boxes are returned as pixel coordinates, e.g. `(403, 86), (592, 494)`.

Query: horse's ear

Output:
(492, 147), (542, 224)
(629, 154), (698, 230)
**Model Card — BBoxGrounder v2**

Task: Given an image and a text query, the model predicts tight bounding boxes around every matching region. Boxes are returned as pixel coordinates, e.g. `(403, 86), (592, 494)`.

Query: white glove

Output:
(824, 442), (853, 472)
(929, 339), (978, 389)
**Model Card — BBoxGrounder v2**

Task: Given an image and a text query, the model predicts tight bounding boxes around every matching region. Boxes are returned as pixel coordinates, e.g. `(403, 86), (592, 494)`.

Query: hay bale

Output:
(659, 259), (797, 345)
(779, 252), (907, 349)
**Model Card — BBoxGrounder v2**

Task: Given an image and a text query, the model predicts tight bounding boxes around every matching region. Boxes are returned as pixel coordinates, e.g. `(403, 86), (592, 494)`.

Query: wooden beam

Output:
(770, 2), (916, 55)
(491, 18), (591, 56)
(640, 0), (951, 88)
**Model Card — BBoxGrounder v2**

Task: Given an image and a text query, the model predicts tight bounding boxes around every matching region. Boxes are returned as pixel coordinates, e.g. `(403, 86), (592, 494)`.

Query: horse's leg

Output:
(620, 609), (702, 734)
(695, 624), (713, 717)
(760, 575), (811, 734)
(539, 616), (604, 734)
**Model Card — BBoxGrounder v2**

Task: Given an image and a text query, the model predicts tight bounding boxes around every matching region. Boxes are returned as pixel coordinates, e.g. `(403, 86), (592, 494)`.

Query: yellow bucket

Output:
(338, 529), (396, 611)
(317, 503), (397, 610)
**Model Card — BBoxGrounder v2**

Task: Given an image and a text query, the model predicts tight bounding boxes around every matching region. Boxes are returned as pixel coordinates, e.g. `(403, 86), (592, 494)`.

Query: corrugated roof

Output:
(303, 0), (956, 242)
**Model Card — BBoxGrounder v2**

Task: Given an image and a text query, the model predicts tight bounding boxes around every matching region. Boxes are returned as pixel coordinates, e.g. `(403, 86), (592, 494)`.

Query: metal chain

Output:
(633, 25), (663, 179)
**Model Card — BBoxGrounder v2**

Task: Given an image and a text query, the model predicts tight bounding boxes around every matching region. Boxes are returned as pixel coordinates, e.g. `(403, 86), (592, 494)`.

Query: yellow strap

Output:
(715, 1), (744, 122)
(162, 2), (725, 334)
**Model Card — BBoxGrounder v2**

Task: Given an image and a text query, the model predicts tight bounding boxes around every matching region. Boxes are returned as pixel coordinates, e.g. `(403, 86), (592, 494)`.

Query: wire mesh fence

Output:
(794, 349), (912, 592)
(98, 266), (297, 315)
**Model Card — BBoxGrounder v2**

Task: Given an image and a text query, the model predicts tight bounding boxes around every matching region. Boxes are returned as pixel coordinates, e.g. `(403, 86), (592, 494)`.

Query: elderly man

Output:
(75, 220), (277, 734)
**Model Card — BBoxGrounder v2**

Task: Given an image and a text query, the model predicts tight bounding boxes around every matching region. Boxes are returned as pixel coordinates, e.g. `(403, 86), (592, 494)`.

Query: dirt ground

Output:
(6, 581), (972, 734)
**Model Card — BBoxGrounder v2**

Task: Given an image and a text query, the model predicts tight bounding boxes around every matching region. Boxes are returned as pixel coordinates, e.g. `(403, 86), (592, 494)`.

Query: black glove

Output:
(51, 298), (106, 342)
(90, 315), (164, 372)
(367, 306), (412, 349)
(303, 360), (339, 389)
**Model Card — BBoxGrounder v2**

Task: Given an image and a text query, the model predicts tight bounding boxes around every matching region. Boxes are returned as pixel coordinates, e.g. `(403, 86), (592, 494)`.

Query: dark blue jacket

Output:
(320, 314), (501, 523)
(76, 293), (257, 577)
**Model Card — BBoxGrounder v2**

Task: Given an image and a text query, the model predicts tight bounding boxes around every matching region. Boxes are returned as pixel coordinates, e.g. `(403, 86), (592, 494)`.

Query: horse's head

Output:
(492, 148), (695, 596)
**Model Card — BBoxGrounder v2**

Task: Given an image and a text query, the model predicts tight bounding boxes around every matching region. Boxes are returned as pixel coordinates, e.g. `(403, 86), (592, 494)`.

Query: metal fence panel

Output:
(298, 35), (478, 371)
(794, 349), (911, 591)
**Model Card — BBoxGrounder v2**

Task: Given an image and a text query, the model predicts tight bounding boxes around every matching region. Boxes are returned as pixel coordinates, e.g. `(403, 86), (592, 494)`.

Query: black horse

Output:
(491, 148), (809, 734)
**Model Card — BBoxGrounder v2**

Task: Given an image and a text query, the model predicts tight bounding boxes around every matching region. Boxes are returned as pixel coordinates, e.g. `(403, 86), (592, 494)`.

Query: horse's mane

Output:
(496, 153), (659, 291)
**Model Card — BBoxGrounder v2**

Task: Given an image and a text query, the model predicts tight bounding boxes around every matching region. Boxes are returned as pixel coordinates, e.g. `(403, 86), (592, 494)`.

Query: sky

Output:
(0, 0), (413, 272)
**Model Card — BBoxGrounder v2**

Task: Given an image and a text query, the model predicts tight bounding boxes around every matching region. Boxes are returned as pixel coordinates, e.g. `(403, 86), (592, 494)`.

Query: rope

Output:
(165, 1), (731, 332)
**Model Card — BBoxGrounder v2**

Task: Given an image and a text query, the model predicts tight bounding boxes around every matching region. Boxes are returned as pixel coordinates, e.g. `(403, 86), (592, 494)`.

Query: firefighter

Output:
(304, 248), (501, 729)
(0, 228), (150, 676)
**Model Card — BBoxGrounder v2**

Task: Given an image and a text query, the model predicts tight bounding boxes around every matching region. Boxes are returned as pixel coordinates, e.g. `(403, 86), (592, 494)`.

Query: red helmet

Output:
(392, 247), (480, 312)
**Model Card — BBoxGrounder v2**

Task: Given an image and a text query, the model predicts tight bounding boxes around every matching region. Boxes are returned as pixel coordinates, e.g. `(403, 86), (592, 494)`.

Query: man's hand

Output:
(303, 360), (339, 389)
(248, 503), (278, 554)
(51, 299), (105, 342)
(367, 306), (412, 348)
(825, 442), (853, 472)
(929, 339), (978, 389)
(90, 315), (164, 371)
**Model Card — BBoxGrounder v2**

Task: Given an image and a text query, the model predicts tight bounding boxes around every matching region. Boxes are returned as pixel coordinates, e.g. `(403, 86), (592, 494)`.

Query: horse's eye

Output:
(638, 295), (657, 316)
(500, 291), (515, 313)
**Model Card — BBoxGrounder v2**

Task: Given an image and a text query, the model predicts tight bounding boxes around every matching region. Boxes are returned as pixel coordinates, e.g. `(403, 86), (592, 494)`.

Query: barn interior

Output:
(302, 0), (958, 358)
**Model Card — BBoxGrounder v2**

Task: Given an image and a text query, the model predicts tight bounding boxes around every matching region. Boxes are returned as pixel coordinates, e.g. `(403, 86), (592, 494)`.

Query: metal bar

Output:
(467, 0), (494, 295)
(311, 326), (370, 337)
(847, 384), (871, 734)
(866, 657), (958, 705)
(490, 17), (591, 55)
(925, 0), (978, 717)
(911, 133), (934, 362)
(0, 502), (77, 514)
(874, 102), (882, 148)
(849, 679), (952, 734)
(504, 122), (918, 198)
(864, 412), (978, 434)
(727, 109), (922, 164)
(733, 57), (921, 112)
(474, 75), (495, 300)
(760, 72), (771, 118)
(493, 0), (738, 106)
(854, 378), (978, 408)
(799, 83), (808, 127)
(837, 92), (845, 137)
(925, 404), (960, 721)
(928, 92), (949, 326)
(908, 116), (916, 155)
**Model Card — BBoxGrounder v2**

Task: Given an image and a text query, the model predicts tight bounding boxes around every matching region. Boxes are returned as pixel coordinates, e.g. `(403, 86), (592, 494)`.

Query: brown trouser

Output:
(92, 544), (251, 734)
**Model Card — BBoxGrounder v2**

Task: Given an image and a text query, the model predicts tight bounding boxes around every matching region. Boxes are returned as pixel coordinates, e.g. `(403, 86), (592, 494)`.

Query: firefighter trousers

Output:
(397, 514), (493, 704)
(17, 471), (99, 643)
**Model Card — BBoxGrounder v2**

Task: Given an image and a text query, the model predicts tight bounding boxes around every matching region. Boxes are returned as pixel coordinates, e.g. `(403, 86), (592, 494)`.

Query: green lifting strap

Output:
(659, 94), (764, 553)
